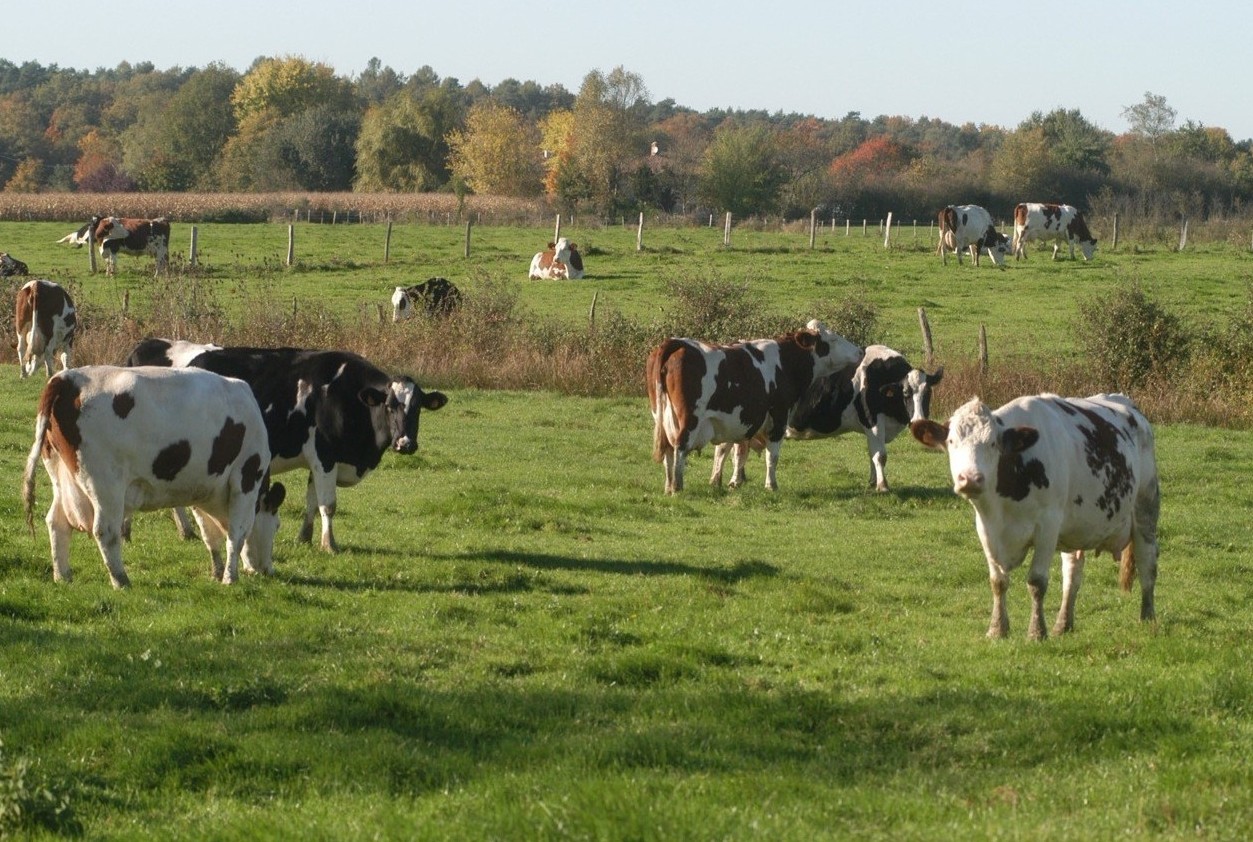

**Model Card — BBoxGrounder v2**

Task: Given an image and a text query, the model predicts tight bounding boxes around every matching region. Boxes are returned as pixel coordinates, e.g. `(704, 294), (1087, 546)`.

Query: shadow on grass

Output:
(469, 549), (779, 583)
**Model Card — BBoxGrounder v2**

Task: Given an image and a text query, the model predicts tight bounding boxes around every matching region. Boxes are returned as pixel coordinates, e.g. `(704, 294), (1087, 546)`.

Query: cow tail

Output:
(22, 407), (51, 536)
(1118, 542), (1136, 592)
(651, 341), (681, 463)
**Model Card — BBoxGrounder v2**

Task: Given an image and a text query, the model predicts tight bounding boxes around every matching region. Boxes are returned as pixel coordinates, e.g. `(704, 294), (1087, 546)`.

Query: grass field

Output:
(1, 219), (1252, 839)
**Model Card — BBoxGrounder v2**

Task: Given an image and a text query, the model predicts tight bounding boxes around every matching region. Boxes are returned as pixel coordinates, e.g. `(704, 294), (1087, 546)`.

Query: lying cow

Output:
(528, 237), (584, 280)
(1012, 202), (1097, 261)
(648, 320), (863, 494)
(124, 339), (448, 552)
(22, 365), (286, 588)
(1, 251), (29, 277)
(712, 345), (943, 492)
(936, 205), (1011, 267)
(391, 277), (462, 321)
(56, 217), (101, 247)
(14, 279), (76, 379)
(93, 215), (170, 275)
(911, 393), (1159, 640)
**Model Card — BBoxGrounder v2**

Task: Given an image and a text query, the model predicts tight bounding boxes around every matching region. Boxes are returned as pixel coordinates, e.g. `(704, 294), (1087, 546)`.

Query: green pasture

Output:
(1, 220), (1252, 838)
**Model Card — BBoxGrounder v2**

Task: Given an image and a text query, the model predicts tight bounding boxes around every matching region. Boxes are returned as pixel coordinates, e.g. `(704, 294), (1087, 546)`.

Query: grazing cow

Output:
(911, 393), (1159, 640)
(21, 365), (286, 588)
(528, 237), (585, 279)
(56, 216), (101, 247)
(1012, 203), (1097, 261)
(125, 339), (448, 552)
(14, 279), (77, 379)
(936, 205), (1011, 267)
(648, 320), (863, 494)
(93, 216), (170, 275)
(391, 277), (463, 321)
(712, 345), (944, 492)
(1, 252), (29, 277)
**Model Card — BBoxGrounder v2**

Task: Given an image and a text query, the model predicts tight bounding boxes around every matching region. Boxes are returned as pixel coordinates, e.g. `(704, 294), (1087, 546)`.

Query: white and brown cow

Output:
(1011, 202), (1097, 261)
(936, 205), (1011, 267)
(648, 320), (863, 494)
(911, 393), (1159, 640)
(528, 237), (584, 279)
(14, 279), (77, 379)
(93, 216), (170, 275)
(0, 251), (29, 277)
(391, 277), (463, 320)
(22, 365), (286, 588)
(712, 345), (944, 492)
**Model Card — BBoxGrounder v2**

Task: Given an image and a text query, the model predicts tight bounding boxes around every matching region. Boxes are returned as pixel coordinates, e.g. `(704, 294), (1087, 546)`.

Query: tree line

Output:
(2, 57), (1250, 225)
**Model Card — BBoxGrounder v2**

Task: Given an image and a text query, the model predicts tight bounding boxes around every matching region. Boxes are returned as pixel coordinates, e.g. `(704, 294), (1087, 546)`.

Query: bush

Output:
(1075, 281), (1190, 390)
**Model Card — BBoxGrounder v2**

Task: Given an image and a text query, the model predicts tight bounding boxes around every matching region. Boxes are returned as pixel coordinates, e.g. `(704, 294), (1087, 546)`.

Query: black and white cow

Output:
(648, 320), (863, 494)
(0, 251), (29, 277)
(711, 345), (943, 492)
(14, 279), (76, 379)
(1012, 202), (1097, 261)
(125, 339), (448, 552)
(937, 204), (1011, 267)
(57, 217), (101, 248)
(22, 365), (286, 588)
(391, 278), (462, 321)
(911, 393), (1160, 640)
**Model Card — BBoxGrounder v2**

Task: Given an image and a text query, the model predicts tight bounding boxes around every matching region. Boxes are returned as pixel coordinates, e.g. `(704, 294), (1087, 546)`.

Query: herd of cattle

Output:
(6, 205), (1157, 641)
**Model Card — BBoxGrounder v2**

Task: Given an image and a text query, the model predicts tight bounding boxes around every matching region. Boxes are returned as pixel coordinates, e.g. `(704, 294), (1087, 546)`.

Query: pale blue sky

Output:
(9, 1), (1251, 140)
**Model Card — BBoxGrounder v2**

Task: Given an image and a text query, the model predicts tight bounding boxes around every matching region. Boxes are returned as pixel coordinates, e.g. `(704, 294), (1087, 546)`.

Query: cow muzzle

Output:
(954, 470), (985, 496)
(393, 437), (417, 455)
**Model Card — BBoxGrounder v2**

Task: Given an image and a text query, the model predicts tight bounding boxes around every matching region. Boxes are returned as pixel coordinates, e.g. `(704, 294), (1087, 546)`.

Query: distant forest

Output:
(2, 56), (1250, 223)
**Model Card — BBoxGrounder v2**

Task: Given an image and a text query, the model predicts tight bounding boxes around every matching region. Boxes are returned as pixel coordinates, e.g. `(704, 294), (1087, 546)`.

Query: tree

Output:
(354, 87), (463, 191)
(230, 55), (355, 123)
(699, 122), (785, 216)
(274, 104), (361, 190)
(1121, 92), (1176, 157)
(447, 101), (542, 196)
(74, 129), (135, 191)
(354, 57), (405, 106)
(988, 126), (1053, 199)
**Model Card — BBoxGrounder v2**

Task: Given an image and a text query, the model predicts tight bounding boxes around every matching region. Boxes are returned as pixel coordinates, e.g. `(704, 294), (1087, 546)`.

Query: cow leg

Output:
(191, 509), (229, 583)
(670, 450), (687, 494)
(302, 471), (340, 552)
(1053, 550), (1086, 635)
(866, 428), (890, 492)
(1133, 479), (1161, 622)
(90, 504), (129, 589)
(45, 493), (75, 583)
(762, 441), (782, 491)
(969, 244), (980, 266)
(1051, 244), (1061, 261)
(171, 506), (196, 540)
(16, 332), (30, 378)
(709, 443), (730, 487)
(987, 566), (1010, 639)
(729, 442), (748, 488)
(1024, 539), (1057, 641)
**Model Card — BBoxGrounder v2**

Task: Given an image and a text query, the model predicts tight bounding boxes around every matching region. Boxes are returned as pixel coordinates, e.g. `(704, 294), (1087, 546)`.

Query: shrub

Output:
(1075, 281), (1190, 390)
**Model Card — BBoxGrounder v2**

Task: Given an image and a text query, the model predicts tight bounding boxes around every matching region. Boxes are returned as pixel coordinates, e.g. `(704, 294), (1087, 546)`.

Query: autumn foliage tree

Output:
(447, 101), (542, 197)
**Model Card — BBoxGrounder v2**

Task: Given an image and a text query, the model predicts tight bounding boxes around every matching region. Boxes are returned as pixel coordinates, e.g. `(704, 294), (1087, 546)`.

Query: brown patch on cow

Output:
(241, 453), (265, 494)
(112, 392), (135, 418)
(152, 440), (192, 481)
(1067, 402), (1134, 519)
(208, 417), (246, 476)
(39, 375), (83, 473)
(14, 284), (34, 333)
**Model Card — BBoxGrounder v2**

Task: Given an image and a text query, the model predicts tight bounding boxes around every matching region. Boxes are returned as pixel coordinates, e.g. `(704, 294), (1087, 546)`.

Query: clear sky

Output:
(9, 1), (1251, 141)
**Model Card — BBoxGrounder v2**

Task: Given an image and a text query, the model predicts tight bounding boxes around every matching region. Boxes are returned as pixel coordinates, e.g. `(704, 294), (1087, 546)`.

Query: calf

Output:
(937, 205), (1011, 267)
(14, 279), (76, 379)
(22, 365), (286, 587)
(648, 320), (863, 494)
(528, 237), (585, 279)
(125, 339), (448, 552)
(1, 251), (29, 277)
(911, 393), (1159, 640)
(1012, 202), (1097, 261)
(391, 277), (462, 320)
(93, 216), (170, 275)
(712, 345), (944, 492)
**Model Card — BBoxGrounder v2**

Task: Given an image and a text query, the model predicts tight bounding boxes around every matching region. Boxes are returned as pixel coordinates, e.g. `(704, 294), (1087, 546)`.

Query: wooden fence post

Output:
(384, 221), (393, 263)
(845, 219), (850, 237)
(188, 225), (198, 268)
(862, 219), (868, 237)
(1178, 218), (1189, 251)
(918, 307), (934, 369)
(636, 212), (644, 252)
(723, 212), (732, 247)
(589, 289), (599, 329)
(464, 219), (473, 258)
(1111, 212), (1119, 251)
(286, 224), (294, 266)
(809, 208), (817, 249)
(553, 214), (562, 243)
(883, 212), (893, 248)
(88, 226), (97, 274)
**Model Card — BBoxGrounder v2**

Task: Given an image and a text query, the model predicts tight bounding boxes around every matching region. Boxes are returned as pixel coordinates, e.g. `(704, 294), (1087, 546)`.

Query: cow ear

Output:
(422, 390), (448, 411)
(929, 366), (944, 386)
(1001, 426), (1039, 454)
(795, 329), (818, 350)
(910, 419), (948, 451)
(359, 386), (388, 407)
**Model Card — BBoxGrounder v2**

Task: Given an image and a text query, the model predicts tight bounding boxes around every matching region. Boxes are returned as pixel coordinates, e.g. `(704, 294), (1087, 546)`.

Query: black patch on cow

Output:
(208, 417), (246, 476)
(708, 349), (770, 437)
(153, 440), (192, 481)
(996, 450), (1050, 501)
(861, 355), (914, 426)
(241, 453), (264, 494)
(112, 392), (135, 419)
(1074, 495), (1084, 506)
(1066, 401), (1135, 519)
(790, 372), (856, 434)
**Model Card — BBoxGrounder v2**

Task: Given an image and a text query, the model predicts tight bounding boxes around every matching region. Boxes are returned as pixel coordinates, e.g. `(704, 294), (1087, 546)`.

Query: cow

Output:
(1, 252), (29, 277)
(56, 216), (101, 248)
(21, 365), (287, 588)
(93, 216), (170, 275)
(124, 339), (448, 552)
(528, 237), (585, 280)
(648, 320), (863, 494)
(1011, 202), (1097, 261)
(391, 277), (463, 321)
(936, 205), (1011, 267)
(14, 279), (77, 379)
(711, 345), (944, 492)
(910, 393), (1159, 640)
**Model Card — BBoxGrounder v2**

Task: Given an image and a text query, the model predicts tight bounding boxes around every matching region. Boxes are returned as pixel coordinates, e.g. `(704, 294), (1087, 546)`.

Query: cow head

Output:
(911, 397), (1040, 498)
(361, 376), (448, 454)
(984, 229), (1011, 267)
(94, 217), (126, 244)
(242, 480), (287, 575)
(884, 366), (944, 424)
(803, 319), (864, 377)
(391, 286), (414, 322)
(1077, 238), (1098, 261)
(552, 237), (573, 264)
